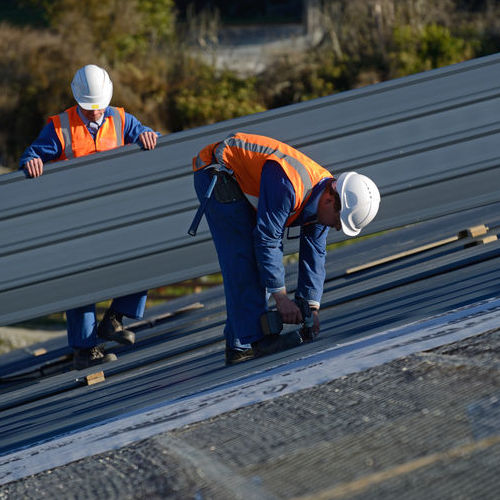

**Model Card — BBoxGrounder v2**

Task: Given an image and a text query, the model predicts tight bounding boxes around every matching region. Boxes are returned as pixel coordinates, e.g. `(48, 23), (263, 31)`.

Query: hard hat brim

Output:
(336, 172), (361, 237)
(77, 101), (110, 111)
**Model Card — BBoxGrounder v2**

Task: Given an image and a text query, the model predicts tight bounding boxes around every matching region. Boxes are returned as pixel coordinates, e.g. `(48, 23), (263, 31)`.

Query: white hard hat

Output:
(336, 172), (380, 236)
(71, 65), (113, 110)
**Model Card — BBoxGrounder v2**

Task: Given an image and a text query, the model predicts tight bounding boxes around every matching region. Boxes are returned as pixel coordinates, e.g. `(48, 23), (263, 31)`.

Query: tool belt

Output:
(213, 171), (245, 203)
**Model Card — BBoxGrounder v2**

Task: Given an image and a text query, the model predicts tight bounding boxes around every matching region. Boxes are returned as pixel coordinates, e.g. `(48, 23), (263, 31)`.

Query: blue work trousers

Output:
(66, 291), (147, 348)
(194, 169), (267, 349)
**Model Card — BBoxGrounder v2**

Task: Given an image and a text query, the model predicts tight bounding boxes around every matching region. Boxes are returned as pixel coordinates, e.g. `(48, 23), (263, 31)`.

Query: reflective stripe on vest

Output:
(57, 110), (74, 160)
(214, 135), (315, 210)
(108, 106), (124, 147)
(50, 105), (125, 161)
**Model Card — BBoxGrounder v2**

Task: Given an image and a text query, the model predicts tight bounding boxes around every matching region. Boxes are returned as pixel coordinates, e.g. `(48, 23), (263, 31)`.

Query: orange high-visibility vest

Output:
(193, 132), (333, 225)
(49, 105), (125, 161)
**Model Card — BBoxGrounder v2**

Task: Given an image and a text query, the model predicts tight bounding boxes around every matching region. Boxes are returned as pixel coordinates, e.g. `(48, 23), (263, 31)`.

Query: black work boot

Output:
(252, 330), (303, 357)
(97, 309), (135, 345)
(73, 345), (117, 370)
(225, 348), (254, 366)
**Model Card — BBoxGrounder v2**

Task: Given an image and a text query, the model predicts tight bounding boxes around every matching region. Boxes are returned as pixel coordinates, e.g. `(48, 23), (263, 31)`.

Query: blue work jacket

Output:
(255, 161), (331, 306)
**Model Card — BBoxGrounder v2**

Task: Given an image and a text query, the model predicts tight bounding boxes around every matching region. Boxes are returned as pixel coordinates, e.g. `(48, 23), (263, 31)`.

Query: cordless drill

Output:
(294, 296), (315, 342)
(260, 296), (315, 342)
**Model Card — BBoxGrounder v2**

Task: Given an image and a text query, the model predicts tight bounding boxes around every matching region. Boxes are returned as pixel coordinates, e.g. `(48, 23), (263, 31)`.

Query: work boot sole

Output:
(225, 348), (255, 366)
(73, 352), (117, 370)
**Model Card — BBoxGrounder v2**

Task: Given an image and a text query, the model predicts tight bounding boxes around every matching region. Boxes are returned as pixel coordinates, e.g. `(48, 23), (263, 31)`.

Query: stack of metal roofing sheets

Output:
(1, 53), (500, 325)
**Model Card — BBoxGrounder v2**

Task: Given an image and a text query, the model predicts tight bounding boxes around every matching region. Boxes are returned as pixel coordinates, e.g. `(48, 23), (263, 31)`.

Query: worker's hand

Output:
(138, 131), (157, 150)
(23, 157), (44, 178)
(273, 291), (302, 324)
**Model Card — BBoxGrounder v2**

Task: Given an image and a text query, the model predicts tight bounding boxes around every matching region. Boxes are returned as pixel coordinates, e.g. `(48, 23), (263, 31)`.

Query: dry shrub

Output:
(0, 23), (78, 167)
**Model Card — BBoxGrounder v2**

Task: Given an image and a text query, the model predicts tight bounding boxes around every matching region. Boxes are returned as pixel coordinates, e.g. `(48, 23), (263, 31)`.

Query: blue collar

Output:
(76, 106), (107, 127)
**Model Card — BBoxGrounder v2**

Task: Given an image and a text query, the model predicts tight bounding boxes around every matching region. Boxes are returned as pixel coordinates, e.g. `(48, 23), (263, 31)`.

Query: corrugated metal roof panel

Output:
(1, 221), (499, 454)
(1, 54), (500, 325)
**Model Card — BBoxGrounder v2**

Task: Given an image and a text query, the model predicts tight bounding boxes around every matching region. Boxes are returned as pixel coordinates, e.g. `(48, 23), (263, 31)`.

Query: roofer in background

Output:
(19, 64), (160, 370)
(192, 132), (380, 365)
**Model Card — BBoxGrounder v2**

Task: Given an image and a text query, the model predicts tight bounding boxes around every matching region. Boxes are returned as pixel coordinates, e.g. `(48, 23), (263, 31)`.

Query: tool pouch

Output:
(213, 172), (244, 203)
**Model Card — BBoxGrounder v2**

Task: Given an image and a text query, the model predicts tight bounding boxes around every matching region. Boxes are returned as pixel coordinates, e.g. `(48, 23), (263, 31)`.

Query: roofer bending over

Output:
(192, 133), (380, 365)
(20, 64), (160, 370)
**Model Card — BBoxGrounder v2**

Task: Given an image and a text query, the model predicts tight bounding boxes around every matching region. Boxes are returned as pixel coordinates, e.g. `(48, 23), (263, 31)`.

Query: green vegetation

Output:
(1, 0), (499, 168)
(168, 65), (266, 130)
(391, 23), (478, 76)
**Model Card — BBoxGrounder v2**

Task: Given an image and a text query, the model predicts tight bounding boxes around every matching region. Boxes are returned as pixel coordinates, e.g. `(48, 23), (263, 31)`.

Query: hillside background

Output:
(1, 0), (500, 170)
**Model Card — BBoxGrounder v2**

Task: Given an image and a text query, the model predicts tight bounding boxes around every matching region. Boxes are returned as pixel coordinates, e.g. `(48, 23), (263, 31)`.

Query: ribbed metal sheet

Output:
(1, 54), (500, 325)
(0, 218), (499, 455)
(2, 202), (498, 381)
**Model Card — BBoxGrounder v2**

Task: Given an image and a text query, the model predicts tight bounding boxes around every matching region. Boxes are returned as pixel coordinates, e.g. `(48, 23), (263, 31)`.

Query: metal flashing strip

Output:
(1, 296), (499, 486)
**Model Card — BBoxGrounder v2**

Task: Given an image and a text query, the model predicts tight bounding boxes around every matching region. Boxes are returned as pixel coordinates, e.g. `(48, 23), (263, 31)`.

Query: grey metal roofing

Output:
(0, 208), (499, 458)
(1, 53), (500, 326)
(1, 54), (500, 483)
